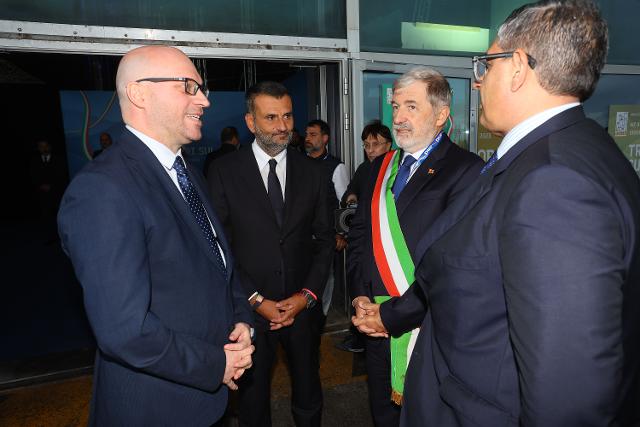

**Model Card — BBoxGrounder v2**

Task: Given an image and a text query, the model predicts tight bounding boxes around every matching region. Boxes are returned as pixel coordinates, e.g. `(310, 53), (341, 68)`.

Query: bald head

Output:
(115, 45), (210, 152)
(116, 46), (195, 113)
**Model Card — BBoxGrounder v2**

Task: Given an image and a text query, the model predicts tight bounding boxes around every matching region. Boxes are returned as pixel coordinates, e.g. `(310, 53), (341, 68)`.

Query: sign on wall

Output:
(608, 105), (640, 175)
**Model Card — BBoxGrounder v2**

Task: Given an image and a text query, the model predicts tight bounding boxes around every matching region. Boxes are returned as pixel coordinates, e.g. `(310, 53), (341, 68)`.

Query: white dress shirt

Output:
(252, 140), (287, 199)
(400, 143), (432, 183)
(127, 125), (225, 265)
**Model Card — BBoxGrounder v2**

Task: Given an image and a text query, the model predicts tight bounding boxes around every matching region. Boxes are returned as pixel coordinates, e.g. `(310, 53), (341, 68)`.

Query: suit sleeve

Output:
(380, 153), (483, 335)
(346, 160), (380, 301)
(58, 172), (227, 393)
(500, 165), (626, 425)
(301, 165), (335, 298)
(198, 167), (252, 326)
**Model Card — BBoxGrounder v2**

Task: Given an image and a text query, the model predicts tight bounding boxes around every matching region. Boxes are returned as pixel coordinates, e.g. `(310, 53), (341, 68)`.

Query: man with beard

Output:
(348, 67), (482, 426)
(357, 1), (640, 425)
(208, 81), (334, 427)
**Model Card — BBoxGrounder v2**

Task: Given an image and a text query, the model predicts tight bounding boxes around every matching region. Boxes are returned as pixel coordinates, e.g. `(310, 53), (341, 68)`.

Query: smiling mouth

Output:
(186, 114), (202, 121)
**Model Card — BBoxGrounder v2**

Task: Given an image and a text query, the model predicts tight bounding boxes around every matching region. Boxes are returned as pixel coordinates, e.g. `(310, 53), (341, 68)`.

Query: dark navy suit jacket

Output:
(58, 128), (252, 426)
(348, 135), (483, 332)
(400, 107), (640, 426)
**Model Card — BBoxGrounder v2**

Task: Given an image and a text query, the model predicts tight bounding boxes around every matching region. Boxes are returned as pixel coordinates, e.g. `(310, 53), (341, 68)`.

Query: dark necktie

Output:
(480, 152), (498, 174)
(173, 156), (227, 277)
(392, 155), (417, 199)
(268, 159), (285, 227)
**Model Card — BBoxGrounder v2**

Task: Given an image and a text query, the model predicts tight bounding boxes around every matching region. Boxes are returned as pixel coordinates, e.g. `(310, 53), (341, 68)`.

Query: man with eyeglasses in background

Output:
(341, 120), (393, 207)
(58, 45), (254, 426)
(359, 1), (640, 426)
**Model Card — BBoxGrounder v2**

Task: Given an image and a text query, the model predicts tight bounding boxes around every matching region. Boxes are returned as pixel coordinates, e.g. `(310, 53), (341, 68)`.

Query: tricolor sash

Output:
(371, 149), (420, 405)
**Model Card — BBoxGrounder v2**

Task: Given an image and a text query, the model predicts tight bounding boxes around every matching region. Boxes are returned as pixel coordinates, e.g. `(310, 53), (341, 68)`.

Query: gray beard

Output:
(255, 127), (291, 157)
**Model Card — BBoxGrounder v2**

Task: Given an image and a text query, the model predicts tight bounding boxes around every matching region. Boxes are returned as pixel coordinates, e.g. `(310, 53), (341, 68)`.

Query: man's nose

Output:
(393, 110), (405, 124)
(197, 90), (211, 108)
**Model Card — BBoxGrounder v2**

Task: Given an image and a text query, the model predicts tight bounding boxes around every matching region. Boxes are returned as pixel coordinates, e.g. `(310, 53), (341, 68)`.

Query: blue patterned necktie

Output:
(392, 155), (417, 199)
(480, 152), (498, 174)
(173, 156), (227, 277)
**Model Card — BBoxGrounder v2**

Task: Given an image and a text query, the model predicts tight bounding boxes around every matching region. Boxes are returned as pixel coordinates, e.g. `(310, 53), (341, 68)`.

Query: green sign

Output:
(608, 105), (640, 175)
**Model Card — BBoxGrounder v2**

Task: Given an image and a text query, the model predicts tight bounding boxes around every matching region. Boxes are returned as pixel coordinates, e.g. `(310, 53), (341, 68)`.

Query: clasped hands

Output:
(223, 322), (254, 390)
(351, 296), (388, 338)
(257, 294), (307, 331)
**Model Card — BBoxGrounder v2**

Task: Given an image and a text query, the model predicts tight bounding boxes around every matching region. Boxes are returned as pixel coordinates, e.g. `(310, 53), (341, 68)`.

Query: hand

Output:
(223, 340), (254, 390)
(272, 294), (307, 330)
(351, 299), (388, 338)
(255, 298), (282, 323)
(335, 234), (347, 251)
(351, 296), (371, 320)
(345, 194), (357, 205)
(224, 322), (252, 352)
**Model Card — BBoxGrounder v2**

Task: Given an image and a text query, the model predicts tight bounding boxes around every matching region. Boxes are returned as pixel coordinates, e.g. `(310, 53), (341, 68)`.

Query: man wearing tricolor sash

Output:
(348, 67), (482, 426)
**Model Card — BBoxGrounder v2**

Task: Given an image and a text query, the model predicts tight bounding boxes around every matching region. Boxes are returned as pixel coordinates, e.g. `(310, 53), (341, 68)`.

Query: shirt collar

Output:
(496, 102), (580, 159)
(251, 139), (287, 169)
(126, 125), (183, 171)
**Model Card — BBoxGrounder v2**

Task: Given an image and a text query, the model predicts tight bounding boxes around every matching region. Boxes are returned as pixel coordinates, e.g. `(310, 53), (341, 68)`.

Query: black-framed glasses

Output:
(135, 77), (209, 97)
(472, 51), (537, 82)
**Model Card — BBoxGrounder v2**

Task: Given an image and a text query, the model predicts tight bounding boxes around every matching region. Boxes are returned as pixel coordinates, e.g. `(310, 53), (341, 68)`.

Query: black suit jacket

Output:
(348, 135), (483, 333)
(203, 143), (238, 177)
(208, 146), (334, 328)
(58, 128), (252, 426)
(401, 106), (640, 426)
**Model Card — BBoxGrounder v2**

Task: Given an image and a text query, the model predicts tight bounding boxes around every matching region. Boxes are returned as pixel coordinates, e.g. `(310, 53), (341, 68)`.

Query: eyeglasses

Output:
(362, 140), (390, 150)
(135, 77), (209, 97)
(472, 51), (537, 82)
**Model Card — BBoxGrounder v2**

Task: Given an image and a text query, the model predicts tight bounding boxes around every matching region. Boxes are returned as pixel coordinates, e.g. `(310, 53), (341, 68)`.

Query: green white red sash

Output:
(371, 149), (420, 405)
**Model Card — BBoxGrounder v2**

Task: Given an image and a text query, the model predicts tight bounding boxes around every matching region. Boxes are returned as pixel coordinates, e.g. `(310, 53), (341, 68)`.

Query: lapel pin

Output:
(428, 168), (435, 175)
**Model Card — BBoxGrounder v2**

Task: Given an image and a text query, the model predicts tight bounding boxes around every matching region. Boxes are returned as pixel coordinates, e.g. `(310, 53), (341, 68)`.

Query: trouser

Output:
(365, 337), (401, 427)
(238, 305), (324, 427)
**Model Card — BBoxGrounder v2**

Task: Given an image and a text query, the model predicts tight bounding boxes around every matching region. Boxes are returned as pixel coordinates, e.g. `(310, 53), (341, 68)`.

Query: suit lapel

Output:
(119, 130), (225, 271)
(415, 106), (587, 260)
(282, 148), (300, 234)
(395, 136), (452, 217)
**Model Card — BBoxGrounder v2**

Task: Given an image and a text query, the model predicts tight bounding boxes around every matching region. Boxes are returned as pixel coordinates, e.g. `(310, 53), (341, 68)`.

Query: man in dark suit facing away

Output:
(348, 66), (482, 426)
(358, 1), (640, 426)
(208, 81), (334, 427)
(203, 126), (240, 178)
(58, 45), (254, 427)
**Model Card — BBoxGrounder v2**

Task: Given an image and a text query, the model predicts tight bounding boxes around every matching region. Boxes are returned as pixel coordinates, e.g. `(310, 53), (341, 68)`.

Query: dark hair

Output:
(306, 119), (330, 136)
(245, 81), (290, 115)
(361, 120), (392, 143)
(497, 0), (608, 101)
(220, 126), (239, 143)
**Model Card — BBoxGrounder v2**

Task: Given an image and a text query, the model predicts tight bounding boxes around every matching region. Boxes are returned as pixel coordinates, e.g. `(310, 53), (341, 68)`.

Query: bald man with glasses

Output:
(58, 45), (254, 426)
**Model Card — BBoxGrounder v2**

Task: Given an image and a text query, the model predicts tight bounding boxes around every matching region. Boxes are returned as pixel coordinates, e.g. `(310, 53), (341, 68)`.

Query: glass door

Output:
(351, 58), (482, 168)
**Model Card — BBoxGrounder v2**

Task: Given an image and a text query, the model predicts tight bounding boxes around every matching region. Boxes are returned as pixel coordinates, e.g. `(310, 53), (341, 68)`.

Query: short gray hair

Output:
(393, 66), (451, 111)
(497, 0), (608, 101)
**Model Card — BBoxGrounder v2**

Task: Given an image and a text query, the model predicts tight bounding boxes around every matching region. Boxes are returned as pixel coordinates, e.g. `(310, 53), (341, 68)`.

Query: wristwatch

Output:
(249, 292), (264, 310)
(299, 289), (317, 309)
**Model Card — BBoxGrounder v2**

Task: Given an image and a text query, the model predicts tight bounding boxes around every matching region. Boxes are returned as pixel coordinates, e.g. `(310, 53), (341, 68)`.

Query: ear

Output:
(435, 105), (451, 129)
(245, 113), (256, 134)
(510, 49), (529, 92)
(126, 82), (146, 109)
(322, 134), (329, 146)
